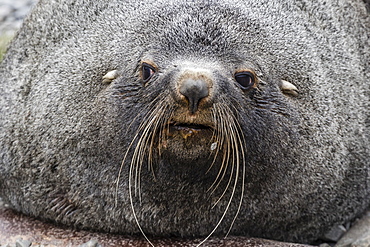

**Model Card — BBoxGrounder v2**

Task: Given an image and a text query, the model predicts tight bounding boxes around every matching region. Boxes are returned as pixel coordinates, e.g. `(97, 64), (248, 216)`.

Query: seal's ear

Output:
(280, 80), (299, 97)
(102, 70), (119, 84)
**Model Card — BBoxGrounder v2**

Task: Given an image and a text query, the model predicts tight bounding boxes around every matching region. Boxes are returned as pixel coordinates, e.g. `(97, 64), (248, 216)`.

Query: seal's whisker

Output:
(208, 104), (231, 195)
(156, 105), (173, 157)
(211, 139), (233, 208)
(206, 106), (224, 174)
(148, 108), (161, 171)
(124, 95), (161, 136)
(115, 94), (166, 205)
(128, 158), (155, 247)
(197, 111), (241, 247)
(225, 114), (245, 236)
(134, 134), (148, 199)
(203, 99), (247, 244)
(226, 117), (246, 236)
(208, 134), (228, 194)
(121, 92), (245, 247)
(209, 104), (226, 175)
(132, 97), (170, 198)
(211, 109), (235, 207)
(132, 112), (157, 197)
(126, 95), (170, 247)
(115, 127), (143, 207)
(209, 138), (229, 197)
(147, 122), (159, 179)
(148, 103), (172, 180)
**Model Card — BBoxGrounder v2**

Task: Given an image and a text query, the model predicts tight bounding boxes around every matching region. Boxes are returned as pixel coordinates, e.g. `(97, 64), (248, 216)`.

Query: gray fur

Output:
(0, 0), (369, 244)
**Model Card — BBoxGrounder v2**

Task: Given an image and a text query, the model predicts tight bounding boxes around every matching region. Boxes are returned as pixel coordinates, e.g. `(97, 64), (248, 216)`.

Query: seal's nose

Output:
(179, 78), (209, 114)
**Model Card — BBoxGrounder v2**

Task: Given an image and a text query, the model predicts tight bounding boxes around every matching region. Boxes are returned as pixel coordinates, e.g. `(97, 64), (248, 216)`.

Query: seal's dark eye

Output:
(234, 71), (256, 90)
(142, 63), (155, 83)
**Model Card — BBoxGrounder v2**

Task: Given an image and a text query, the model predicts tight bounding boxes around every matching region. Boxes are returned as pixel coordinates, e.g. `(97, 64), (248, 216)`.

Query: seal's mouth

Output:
(167, 122), (214, 140)
(159, 120), (218, 166)
(170, 123), (211, 131)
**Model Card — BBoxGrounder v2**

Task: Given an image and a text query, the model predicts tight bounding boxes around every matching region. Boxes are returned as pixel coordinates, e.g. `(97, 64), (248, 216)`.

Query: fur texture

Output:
(0, 0), (369, 244)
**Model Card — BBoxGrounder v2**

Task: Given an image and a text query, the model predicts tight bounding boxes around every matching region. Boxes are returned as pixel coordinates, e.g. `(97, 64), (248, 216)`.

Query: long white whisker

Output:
(132, 109), (159, 197)
(199, 98), (246, 245)
(197, 134), (238, 247)
(124, 94), (161, 135)
(129, 161), (155, 247)
(116, 93), (169, 247)
(115, 127), (144, 207)
(129, 96), (172, 247)
(206, 106), (224, 174)
(225, 111), (245, 236)
(208, 104), (230, 195)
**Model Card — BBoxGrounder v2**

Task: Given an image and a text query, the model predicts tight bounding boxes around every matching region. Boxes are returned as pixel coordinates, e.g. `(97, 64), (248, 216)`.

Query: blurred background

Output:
(0, 0), (37, 60)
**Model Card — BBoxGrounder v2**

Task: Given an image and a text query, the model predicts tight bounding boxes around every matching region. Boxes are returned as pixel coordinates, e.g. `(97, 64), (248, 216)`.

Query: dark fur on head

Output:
(0, 0), (369, 245)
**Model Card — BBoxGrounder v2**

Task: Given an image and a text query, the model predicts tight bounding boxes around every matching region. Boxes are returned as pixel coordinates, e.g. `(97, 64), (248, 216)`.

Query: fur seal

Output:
(0, 0), (369, 245)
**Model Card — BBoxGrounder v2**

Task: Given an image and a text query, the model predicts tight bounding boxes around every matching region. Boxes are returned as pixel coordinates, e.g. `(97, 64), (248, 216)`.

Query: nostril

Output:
(179, 79), (209, 114)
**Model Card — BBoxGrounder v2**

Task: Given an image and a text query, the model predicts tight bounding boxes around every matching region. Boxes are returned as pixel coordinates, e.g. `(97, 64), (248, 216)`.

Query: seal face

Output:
(0, 0), (369, 244)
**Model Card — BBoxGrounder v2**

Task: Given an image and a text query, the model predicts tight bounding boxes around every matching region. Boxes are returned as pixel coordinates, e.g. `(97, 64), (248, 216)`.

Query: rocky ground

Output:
(0, 200), (313, 247)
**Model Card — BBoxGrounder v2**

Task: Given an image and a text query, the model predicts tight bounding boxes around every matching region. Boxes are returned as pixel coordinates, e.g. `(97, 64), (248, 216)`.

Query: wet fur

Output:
(0, 0), (369, 244)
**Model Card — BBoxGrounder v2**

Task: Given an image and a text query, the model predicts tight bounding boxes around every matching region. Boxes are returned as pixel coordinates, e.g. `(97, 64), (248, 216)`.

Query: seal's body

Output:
(0, 0), (369, 244)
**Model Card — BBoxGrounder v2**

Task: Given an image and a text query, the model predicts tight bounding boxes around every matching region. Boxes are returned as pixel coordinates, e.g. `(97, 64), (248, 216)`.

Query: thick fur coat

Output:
(0, 0), (369, 244)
